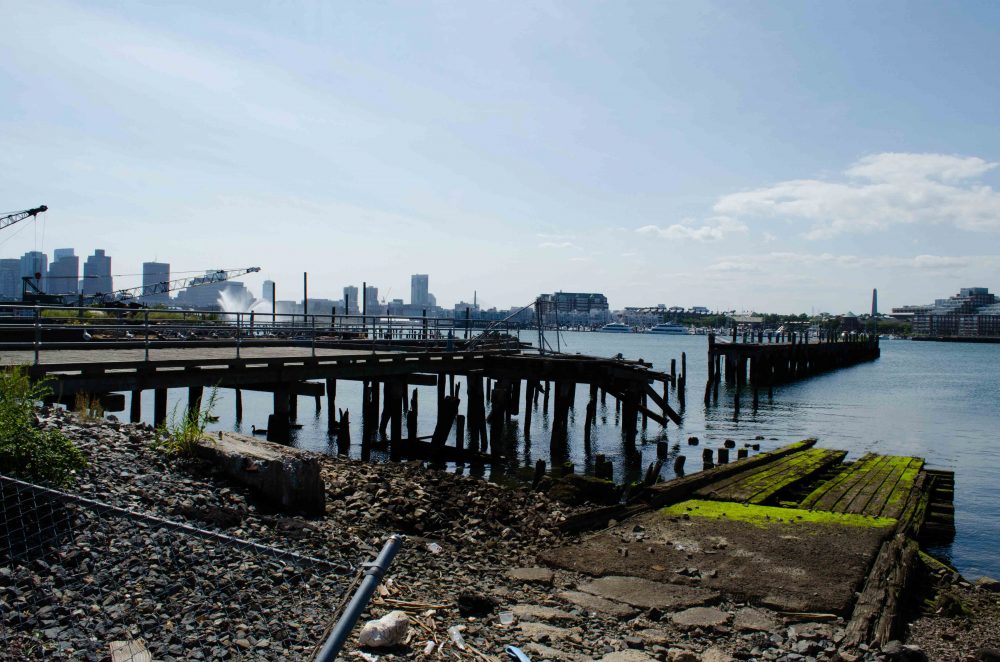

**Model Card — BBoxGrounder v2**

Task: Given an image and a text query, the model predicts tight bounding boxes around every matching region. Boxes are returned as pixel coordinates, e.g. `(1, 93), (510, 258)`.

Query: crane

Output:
(0, 205), (47, 232)
(22, 266), (262, 307)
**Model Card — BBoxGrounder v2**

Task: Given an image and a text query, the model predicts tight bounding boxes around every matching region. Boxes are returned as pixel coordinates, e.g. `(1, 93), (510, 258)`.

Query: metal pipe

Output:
(313, 534), (404, 662)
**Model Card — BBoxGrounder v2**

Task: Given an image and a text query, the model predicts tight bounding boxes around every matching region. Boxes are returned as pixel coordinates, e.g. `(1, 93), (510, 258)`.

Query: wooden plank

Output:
(844, 457), (923, 516)
(696, 448), (847, 504)
(645, 439), (818, 508)
(110, 640), (152, 662)
(799, 453), (880, 511)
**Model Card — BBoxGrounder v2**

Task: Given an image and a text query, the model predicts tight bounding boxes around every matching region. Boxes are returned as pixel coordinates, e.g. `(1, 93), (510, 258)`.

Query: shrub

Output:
(157, 387), (219, 456)
(0, 366), (86, 486)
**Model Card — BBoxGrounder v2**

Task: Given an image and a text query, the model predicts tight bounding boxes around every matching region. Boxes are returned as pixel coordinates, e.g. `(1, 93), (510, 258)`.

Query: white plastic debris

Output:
(422, 640), (436, 655)
(448, 625), (466, 650)
(498, 611), (515, 626)
(358, 610), (409, 648)
(426, 542), (443, 554)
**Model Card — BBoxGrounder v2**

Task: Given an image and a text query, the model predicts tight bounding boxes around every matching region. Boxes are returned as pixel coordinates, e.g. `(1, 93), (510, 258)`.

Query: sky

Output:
(2, 0), (999, 314)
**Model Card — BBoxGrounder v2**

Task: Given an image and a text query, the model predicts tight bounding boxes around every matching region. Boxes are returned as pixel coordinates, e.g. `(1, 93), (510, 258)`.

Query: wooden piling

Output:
(673, 455), (686, 476)
(153, 388), (167, 427)
(234, 388), (243, 422)
(407, 388), (418, 440)
(130, 390), (141, 423)
(187, 385), (203, 419)
(718, 448), (729, 464)
(455, 414), (466, 459)
(388, 381), (403, 461)
(523, 382), (534, 438)
(326, 379), (337, 425)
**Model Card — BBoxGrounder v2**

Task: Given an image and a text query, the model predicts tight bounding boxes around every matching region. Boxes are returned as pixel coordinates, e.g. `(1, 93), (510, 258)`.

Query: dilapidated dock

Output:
(544, 439), (953, 648)
(704, 330), (881, 417)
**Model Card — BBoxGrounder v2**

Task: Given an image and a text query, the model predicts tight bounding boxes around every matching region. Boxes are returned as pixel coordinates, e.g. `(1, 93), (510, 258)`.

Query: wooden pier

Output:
(704, 330), (881, 414)
(6, 340), (685, 467)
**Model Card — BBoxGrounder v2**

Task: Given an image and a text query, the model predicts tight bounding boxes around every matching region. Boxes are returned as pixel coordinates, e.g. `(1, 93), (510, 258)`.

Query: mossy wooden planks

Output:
(694, 448), (847, 505)
(799, 454), (923, 518)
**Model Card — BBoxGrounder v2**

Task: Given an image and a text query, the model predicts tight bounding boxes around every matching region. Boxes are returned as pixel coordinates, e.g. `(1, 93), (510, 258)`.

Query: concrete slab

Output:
(511, 604), (578, 623)
(507, 567), (555, 586)
(578, 576), (720, 610)
(557, 591), (638, 619)
(733, 608), (780, 632)
(670, 607), (731, 630)
(541, 500), (894, 615)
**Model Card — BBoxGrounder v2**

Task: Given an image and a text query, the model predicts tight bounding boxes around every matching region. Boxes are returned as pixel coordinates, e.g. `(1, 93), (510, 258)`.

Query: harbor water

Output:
(130, 332), (1000, 581)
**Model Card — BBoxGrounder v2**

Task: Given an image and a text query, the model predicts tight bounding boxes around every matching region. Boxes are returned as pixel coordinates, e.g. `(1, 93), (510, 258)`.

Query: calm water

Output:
(129, 332), (1000, 580)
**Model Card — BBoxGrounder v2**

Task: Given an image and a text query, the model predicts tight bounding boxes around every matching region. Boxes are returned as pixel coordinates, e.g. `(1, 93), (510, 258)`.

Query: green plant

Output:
(156, 387), (219, 456)
(73, 392), (105, 420)
(0, 366), (86, 486)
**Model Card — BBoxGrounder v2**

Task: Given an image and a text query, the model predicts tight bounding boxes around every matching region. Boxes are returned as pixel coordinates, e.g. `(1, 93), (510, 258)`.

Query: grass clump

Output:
(0, 366), (86, 486)
(73, 392), (105, 420)
(156, 388), (219, 456)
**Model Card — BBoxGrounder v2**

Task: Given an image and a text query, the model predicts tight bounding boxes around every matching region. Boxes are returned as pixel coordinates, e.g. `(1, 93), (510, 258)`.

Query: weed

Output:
(0, 366), (86, 486)
(156, 387), (219, 456)
(73, 392), (105, 420)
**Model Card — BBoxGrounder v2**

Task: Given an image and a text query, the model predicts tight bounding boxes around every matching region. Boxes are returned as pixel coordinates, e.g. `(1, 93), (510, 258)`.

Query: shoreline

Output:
(2, 411), (998, 660)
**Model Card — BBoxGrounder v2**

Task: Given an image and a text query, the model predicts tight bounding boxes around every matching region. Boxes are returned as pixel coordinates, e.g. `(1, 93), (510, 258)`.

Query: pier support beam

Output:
(130, 390), (141, 424)
(153, 388), (167, 427)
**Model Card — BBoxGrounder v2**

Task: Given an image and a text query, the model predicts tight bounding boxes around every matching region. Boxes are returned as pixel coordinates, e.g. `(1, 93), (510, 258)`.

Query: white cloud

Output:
(538, 241), (579, 249)
(707, 252), (996, 274)
(714, 153), (1000, 239)
(636, 216), (748, 242)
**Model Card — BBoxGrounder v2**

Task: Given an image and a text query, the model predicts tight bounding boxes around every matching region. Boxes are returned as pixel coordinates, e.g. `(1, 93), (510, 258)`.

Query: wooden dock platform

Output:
(544, 440), (954, 647)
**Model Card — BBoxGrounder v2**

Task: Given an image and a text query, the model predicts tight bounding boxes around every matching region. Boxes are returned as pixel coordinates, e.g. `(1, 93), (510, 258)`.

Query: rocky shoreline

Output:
(1, 410), (998, 661)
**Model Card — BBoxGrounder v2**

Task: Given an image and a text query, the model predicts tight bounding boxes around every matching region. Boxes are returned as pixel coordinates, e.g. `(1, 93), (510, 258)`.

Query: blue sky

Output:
(2, 0), (999, 313)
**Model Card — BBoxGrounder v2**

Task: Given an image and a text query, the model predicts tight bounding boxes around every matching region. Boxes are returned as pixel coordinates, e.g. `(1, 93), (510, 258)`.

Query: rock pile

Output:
(1, 409), (996, 660)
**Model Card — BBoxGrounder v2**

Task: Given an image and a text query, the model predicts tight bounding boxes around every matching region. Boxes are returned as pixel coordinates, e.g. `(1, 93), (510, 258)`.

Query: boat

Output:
(598, 322), (631, 333)
(646, 322), (687, 335)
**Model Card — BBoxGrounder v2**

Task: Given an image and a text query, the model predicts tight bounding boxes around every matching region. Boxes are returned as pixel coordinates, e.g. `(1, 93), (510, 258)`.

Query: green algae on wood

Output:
(660, 499), (897, 529)
(696, 448), (847, 505)
(799, 454), (923, 518)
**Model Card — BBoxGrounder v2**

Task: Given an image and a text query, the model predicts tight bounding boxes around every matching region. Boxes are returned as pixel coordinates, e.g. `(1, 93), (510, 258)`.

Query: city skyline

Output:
(2, 2), (1000, 312)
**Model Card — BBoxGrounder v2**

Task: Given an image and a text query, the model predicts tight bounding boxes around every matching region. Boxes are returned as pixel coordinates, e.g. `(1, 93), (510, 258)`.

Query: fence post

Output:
(144, 310), (150, 362)
(311, 315), (316, 357)
(33, 307), (40, 366)
(236, 312), (242, 359)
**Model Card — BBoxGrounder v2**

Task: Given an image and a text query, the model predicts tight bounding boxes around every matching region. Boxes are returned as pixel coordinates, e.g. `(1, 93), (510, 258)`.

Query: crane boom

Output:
(82, 266), (262, 306)
(22, 266), (262, 306)
(0, 205), (48, 232)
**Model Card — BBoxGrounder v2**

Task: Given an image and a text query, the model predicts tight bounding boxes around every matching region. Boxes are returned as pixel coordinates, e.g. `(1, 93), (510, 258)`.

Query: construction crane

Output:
(22, 266), (262, 307)
(0, 205), (47, 232)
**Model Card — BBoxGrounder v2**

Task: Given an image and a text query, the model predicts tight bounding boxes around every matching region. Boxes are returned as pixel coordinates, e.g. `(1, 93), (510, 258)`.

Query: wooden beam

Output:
(643, 383), (682, 425)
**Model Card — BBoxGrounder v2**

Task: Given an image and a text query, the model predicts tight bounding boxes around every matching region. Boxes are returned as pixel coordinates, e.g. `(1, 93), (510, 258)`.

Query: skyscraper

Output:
(82, 250), (112, 296)
(142, 262), (170, 306)
(343, 285), (359, 314)
(364, 285), (380, 314)
(262, 280), (275, 301)
(411, 274), (429, 307)
(19, 251), (48, 294)
(47, 249), (79, 296)
(0, 259), (20, 300)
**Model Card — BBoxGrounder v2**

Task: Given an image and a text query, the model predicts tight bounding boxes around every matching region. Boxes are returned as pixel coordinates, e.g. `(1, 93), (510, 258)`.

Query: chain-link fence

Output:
(1, 474), (352, 661)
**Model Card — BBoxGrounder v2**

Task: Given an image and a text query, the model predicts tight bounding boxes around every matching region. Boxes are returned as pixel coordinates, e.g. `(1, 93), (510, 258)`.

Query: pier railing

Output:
(0, 304), (521, 364)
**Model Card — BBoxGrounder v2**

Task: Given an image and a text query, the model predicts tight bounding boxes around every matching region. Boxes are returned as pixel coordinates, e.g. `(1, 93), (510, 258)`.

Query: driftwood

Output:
(843, 472), (930, 648)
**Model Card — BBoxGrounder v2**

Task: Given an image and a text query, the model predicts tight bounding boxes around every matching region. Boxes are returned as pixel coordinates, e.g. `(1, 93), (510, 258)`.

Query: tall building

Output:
(537, 291), (611, 324)
(19, 251), (48, 294)
(364, 285), (381, 314)
(343, 286), (359, 314)
(0, 259), (20, 300)
(142, 262), (170, 306)
(47, 249), (79, 296)
(411, 274), (429, 307)
(262, 280), (275, 301)
(911, 287), (1000, 338)
(82, 249), (112, 296)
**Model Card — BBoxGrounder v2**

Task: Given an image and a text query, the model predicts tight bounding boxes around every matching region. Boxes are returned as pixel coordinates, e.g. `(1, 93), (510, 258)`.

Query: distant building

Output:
(82, 249), (112, 296)
(262, 280), (275, 301)
(142, 261), (170, 306)
(364, 285), (382, 314)
(47, 249), (79, 296)
(411, 274), (429, 307)
(20, 251), (48, 294)
(537, 291), (610, 324)
(910, 287), (1000, 338)
(343, 286), (359, 314)
(689, 306), (710, 315)
(0, 259), (20, 300)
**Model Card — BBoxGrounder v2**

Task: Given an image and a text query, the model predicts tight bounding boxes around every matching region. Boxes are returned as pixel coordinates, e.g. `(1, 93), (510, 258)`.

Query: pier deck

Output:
(543, 440), (953, 640)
